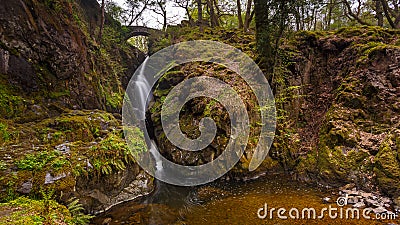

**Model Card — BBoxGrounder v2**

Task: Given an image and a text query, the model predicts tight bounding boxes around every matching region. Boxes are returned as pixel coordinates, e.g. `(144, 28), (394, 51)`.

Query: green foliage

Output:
(67, 198), (93, 225)
(0, 196), (74, 225)
(44, 0), (63, 12)
(128, 36), (149, 53)
(0, 84), (25, 119)
(89, 129), (146, 175)
(0, 160), (6, 170)
(0, 122), (10, 143)
(15, 151), (69, 172)
(48, 90), (70, 99)
(101, 26), (124, 50)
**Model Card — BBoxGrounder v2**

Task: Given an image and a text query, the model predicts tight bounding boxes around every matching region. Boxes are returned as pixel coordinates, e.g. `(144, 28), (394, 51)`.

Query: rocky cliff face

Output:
(0, 0), (153, 214)
(290, 27), (400, 198)
(0, 0), (144, 114)
(149, 26), (400, 199)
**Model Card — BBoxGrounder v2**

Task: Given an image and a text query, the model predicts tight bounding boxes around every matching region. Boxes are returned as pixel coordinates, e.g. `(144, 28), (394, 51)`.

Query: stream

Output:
(91, 175), (397, 225)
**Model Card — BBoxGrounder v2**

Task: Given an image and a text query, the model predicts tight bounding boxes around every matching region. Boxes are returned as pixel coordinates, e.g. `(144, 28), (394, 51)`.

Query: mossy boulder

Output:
(0, 110), (154, 214)
(149, 60), (281, 179)
(0, 196), (76, 225)
(285, 27), (400, 195)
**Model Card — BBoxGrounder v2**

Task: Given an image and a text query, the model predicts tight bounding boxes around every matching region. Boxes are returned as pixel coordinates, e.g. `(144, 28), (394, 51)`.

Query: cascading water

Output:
(133, 56), (163, 175)
(133, 57), (153, 119)
(132, 56), (196, 217)
(150, 140), (163, 178)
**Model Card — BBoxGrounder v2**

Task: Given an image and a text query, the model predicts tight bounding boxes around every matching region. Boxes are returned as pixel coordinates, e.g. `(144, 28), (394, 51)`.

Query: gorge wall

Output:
(0, 0), (153, 214)
(149, 26), (400, 200)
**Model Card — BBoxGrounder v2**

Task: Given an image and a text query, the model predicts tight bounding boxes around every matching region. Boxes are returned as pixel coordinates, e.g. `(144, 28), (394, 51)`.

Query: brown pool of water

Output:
(92, 175), (399, 225)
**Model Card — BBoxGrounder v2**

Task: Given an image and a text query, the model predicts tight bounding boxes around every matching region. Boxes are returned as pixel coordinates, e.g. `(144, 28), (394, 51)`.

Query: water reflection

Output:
(92, 176), (399, 225)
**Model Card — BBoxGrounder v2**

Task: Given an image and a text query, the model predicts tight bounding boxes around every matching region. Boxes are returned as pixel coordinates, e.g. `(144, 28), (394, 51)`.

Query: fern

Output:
(67, 197), (94, 225)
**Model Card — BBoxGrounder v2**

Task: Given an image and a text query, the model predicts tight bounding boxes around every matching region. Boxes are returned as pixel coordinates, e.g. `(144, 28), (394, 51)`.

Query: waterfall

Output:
(134, 56), (164, 174)
(134, 57), (152, 119)
(149, 140), (164, 177)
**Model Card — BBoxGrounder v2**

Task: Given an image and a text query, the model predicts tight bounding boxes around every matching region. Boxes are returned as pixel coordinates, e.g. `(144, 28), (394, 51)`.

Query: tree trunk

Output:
(254, 0), (273, 77)
(380, 0), (397, 28)
(206, 0), (218, 27)
(375, 0), (384, 26)
(186, 8), (194, 25)
(237, 0), (244, 29)
(327, 0), (333, 30)
(99, 0), (105, 44)
(344, 0), (372, 26)
(244, 0), (253, 31)
(163, 9), (167, 30)
(197, 0), (203, 30)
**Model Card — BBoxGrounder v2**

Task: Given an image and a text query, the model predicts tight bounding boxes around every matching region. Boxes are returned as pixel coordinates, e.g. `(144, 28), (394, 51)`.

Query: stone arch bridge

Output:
(124, 26), (163, 37)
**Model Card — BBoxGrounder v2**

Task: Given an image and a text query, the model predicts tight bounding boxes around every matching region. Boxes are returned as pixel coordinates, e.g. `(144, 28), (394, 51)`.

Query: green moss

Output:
(0, 196), (73, 225)
(88, 128), (145, 175)
(50, 110), (118, 141)
(355, 41), (400, 63)
(0, 83), (26, 119)
(105, 92), (123, 109)
(48, 90), (70, 99)
(15, 150), (69, 172)
(375, 134), (400, 179)
(0, 122), (11, 144)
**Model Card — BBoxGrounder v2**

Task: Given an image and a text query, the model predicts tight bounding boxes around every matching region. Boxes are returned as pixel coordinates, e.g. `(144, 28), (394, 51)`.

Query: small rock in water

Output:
(365, 199), (380, 207)
(360, 192), (373, 198)
(323, 197), (331, 204)
(372, 207), (387, 214)
(380, 197), (392, 204)
(347, 197), (359, 204)
(353, 202), (366, 208)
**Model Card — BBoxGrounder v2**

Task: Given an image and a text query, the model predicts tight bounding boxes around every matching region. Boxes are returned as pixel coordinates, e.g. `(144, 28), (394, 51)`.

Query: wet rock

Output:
(380, 197), (392, 204)
(353, 202), (366, 208)
(55, 142), (71, 155)
(394, 197), (400, 206)
(75, 169), (154, 215)
(360, 192), (373, 198)
(45, 172), (67, 184)
(365, 199), (380, 207)
(347, 197), (359, 204)
(322, 197), (331, 204)
(17, 180), (32, 194)
(372, 207), (388, 214)
(344, 190), (359, 196)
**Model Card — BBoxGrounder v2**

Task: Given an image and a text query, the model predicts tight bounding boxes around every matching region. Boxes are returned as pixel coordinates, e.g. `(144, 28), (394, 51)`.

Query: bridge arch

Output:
(124, 26), (162, 37)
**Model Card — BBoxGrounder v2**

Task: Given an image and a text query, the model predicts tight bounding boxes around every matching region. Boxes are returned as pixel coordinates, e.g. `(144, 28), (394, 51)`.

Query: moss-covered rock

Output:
(374, 132), (400, 198)
(0, 110), (154, 214)
(0, 196), (75, 225)
(283, 27), (400, 195)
